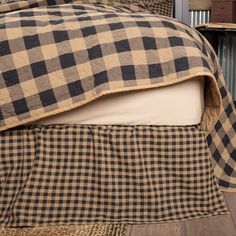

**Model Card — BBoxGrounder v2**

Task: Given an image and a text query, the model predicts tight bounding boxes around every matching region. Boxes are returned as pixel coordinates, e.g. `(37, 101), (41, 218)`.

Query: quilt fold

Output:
(0, 1), (222, 134)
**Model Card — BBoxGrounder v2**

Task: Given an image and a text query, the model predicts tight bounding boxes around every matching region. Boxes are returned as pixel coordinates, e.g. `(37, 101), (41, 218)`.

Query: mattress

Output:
(33, 77), (205, 126)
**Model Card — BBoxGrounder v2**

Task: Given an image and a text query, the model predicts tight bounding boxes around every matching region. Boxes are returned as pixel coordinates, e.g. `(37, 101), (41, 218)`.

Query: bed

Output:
(31, 78), (205, 126)
(0, 0), (236, 235)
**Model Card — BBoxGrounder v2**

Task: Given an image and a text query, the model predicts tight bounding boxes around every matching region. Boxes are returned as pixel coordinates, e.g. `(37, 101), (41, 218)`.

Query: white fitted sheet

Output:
(32, 77), (205, 126)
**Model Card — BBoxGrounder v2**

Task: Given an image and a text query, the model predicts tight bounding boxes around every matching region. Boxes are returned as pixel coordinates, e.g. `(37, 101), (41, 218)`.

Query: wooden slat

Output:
(127, 193), (236, 236)
(126, 222), (184, 236)
(224, 192), (236, 227)
(189, 0), (212, 11)
(183, 214), (236, 236)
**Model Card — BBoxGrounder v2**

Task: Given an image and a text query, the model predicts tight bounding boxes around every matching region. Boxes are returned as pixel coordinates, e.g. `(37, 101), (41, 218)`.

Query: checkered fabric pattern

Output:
(0, 3), (223, 132)
(0, 0), (173, 15)
(0, 224), (127, 236)
(138, 0), (173, 16)
(0, 2), (235, 190)
(203, 39), (236, 191)
(0, 125), (228, 227)
(0, 0), (20, 4)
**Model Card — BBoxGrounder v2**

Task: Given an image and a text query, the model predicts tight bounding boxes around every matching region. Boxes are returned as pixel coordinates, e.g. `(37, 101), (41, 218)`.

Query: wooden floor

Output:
(126, 193), (236, 236)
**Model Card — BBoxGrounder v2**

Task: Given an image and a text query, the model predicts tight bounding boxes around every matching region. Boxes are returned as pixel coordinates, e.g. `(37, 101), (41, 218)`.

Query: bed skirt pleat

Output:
(0, 125), (228, 229)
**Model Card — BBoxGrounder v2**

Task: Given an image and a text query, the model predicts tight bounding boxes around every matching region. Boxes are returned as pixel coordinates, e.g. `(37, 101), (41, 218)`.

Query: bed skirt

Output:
(0, 125), (228, 230)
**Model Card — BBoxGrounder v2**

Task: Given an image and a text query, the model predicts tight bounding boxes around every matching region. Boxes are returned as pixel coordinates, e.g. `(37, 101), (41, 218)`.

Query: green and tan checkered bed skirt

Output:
(0, 1), (235, 191)
(0, 125), (228, 230)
